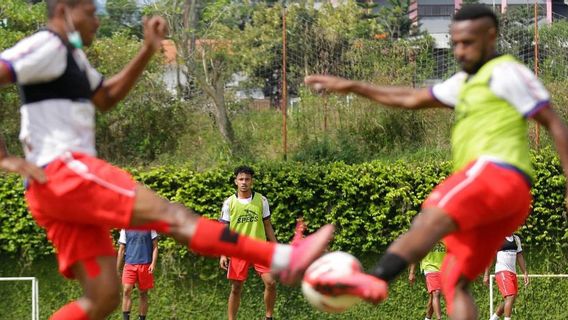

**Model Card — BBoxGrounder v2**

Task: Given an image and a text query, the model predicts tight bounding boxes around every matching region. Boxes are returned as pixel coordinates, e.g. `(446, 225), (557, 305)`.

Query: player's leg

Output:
(51, 256), (121, 320)
(136, 264), (154, 320)
(503, 295), (516, 318)
(494, 301), (505, 317)
(260, 272), (277, 319)
(121, 283), (135, 320)
(432, 289), (442, 320)
(426, 292), (434, 319)
(450, 277), (477, 320)
(138, 290), (149, 320)
(228, 280), (244, 320)
(129, 185), (334, 284)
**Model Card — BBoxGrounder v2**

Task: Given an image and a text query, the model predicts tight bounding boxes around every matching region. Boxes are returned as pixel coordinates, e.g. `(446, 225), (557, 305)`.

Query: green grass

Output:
(1, 247), (567, 319)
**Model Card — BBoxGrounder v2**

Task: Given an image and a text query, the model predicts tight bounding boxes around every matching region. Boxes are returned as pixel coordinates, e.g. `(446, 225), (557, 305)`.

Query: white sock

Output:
(270, 244), (292, 271)
(504, 317), (511, 320)
(489, 314), (499, 320)
(425, 318), (431, 320)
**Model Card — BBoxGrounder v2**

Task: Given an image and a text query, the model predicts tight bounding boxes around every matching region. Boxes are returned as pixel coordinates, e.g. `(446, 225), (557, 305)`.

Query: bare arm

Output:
(517, 252), (529, 285)
(483, 258), (495, 286)
(304, 75), (447, 110)
(116, 243), (126, 274)
(149, 238), (158, 273)
(263, 218), (277, 243)
(0, 62), (13, 86)
(91, 16), (167, 112)
(408, 264), (416, 285)
(532, 106), (568, 210)
(0, 135), (46, 183)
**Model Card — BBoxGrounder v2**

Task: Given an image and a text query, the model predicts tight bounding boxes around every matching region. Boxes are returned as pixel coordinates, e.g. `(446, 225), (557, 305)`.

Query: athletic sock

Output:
(489, 313), (499, 320)
(138, 315), (146, 320)
(369, 252), (409, 282)
(123, 311), (131, 320)
(504, 317), (511, 320)
(49, 301), (88, 320)
(425, 318), (431, 320)
(189, 217), (275, 267)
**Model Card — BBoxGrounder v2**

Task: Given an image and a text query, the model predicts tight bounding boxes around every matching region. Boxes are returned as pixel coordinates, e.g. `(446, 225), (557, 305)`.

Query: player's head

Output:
(234, 165), (255, 193)
(46, 0), (99, 47)
(451, 4), (498, 74)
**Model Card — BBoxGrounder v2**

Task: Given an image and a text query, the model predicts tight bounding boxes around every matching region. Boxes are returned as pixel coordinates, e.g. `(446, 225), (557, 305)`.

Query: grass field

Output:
(1, 247), (567, 319)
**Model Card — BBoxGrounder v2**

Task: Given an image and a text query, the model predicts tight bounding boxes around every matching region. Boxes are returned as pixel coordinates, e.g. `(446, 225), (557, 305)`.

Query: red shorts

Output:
(25, 152), (137, 278)
(122, 264), (154, 291)
(425, 272), (442, 293)
(227, 257), (271, 281)
(496, 271), (518, 297)
(423, 159), (531, 314)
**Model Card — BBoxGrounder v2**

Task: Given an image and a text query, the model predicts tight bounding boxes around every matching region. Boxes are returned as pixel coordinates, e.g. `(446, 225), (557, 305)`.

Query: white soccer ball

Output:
(301, 251), (363, 313)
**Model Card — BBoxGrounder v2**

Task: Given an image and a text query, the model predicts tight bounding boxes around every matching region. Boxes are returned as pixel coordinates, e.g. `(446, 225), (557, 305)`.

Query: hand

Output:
(483, 274), (489, 286)
(220, 256), (229, 271)
(408, 273), (415, 286)
(0, 156), (46, 183)
(149, 264), (155, 274)
(524, 274), (529, 286)
(304, 75), (354, 95)
(143, 16), (168, 52)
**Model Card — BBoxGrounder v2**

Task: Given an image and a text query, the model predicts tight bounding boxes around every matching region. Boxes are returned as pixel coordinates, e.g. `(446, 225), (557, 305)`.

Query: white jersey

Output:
(431, 60), (550, 117)
(494, 235), (523, 274)
(0, 30), (103, 166)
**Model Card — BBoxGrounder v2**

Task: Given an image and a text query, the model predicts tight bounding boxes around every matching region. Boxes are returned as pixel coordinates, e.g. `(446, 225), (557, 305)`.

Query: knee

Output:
(123, 286), (133, 297)
(90, 286), (121, 316)
(265, 279), (276, 291)
(231, 283), (244, 295)
(139, 291), (149, 301)
(432, 290), (441, 299)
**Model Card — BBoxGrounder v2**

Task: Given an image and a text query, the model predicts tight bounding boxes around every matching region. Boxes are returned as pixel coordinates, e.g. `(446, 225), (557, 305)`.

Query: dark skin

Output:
(306, 17), (568, 320)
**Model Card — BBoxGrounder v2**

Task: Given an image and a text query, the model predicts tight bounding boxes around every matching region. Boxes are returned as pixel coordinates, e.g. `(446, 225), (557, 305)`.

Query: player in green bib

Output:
(410, 242), (447, 320)
(305, 4), (568, 320)
(219, 166), (277, 320)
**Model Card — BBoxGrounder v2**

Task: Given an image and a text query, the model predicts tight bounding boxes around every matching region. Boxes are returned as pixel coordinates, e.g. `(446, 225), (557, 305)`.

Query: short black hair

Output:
(234, 165), (255, 177)
(453, 4), (499, 31)
(46, 0), (90, 18)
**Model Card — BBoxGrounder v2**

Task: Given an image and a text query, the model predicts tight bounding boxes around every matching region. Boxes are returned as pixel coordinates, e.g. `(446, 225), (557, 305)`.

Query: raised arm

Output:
(304, 75), (447, 110)
(91, 16), (167, 112)
(532, 106), (568, 211)
(0, 135), (46, 183)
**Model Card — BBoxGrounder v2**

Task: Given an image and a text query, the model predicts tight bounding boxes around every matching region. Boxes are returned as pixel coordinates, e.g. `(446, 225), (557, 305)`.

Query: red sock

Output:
(49, 301), (89, 320)
(189, 217), (275, 267)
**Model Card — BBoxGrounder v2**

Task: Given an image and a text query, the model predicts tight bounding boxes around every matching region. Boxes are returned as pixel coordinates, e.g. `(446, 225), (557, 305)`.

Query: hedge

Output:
(1, 150), (567, 260)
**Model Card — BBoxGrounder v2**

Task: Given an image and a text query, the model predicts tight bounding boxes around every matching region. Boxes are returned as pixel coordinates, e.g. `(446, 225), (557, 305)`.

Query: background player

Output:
(484, 234), (529, 320)
(409, 242), (446, 320)
(219, 166), (277, 320)
(117, 229), (159, 320)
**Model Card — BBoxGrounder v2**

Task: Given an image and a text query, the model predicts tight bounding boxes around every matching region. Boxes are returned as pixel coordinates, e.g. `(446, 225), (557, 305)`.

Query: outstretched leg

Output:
(129, 185), (334, 284)
(50, 256), (121, 320)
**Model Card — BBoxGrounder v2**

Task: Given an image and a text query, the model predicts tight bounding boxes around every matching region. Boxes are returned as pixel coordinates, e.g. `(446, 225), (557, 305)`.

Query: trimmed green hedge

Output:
(1, 150), (567, 259)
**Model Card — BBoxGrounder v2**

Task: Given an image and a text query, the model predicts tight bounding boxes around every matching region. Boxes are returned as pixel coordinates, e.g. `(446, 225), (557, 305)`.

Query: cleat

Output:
(279, 224), (334, 285)
(311, 272), (388, 304)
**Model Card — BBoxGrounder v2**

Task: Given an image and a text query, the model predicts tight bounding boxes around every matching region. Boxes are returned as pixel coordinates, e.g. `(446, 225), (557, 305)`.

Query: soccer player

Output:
(304, 4), (568, 320)
(0, 1), (334, 319)
(219, 166), (277, 320)
(483, 234), (529, 320)
(117, 229), (158, 320)
(409, 242), (446, 320)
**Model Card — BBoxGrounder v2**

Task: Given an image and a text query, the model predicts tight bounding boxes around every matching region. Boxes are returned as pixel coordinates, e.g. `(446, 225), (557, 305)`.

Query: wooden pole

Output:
(282, 7), (288, 160)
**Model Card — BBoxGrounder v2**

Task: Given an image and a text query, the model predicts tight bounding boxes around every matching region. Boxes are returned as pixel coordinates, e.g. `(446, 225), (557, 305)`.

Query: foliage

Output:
(1, 150), (566, 260)
(96, 0), (143, 38)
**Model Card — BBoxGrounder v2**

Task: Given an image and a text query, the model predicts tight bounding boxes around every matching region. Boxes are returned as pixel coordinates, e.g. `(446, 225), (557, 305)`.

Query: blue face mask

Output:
(64, 8), (83, 49)
(67, 30), (83, 49)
